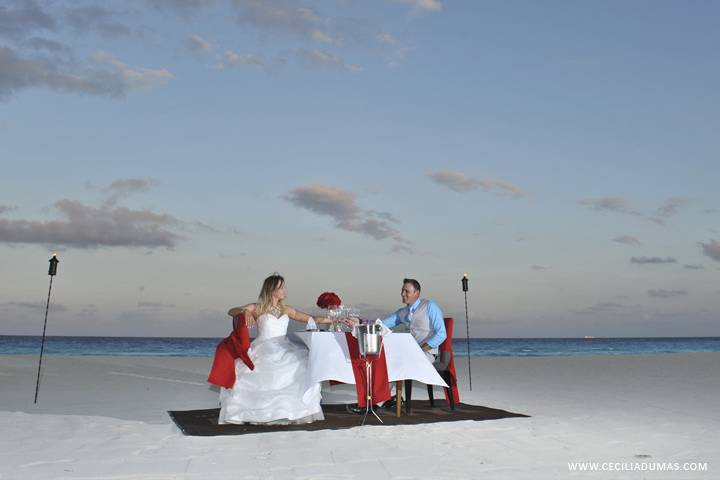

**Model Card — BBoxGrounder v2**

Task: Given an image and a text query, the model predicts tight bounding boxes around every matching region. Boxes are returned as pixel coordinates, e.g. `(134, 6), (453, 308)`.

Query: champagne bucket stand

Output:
(356, 324), (384, 425)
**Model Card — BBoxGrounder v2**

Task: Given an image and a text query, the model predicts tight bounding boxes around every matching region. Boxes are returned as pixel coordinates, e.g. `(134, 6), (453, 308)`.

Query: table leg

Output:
(396, 380), (402, 418)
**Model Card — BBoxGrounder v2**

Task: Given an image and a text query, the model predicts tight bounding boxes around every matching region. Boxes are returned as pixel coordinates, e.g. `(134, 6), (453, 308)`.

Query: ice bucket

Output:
(356, 323), (383, 356)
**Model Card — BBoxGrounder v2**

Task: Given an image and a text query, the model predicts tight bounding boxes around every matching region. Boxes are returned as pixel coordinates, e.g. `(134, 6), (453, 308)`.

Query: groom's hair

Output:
(403, 278), (421, 292)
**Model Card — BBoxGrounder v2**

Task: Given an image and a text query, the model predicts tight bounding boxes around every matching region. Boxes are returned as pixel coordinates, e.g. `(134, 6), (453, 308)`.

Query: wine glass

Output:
(328, 307), (340, 332)
(347, 306), (360, 326)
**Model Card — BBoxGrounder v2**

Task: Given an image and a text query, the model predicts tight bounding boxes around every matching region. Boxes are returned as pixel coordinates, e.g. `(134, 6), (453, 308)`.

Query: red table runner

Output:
(344, 332), (392, 407)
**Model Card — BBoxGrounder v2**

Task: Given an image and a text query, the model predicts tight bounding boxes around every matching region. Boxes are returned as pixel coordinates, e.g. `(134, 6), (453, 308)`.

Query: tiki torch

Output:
(34, 254), (59, 404)
(461, 273), (472, 391)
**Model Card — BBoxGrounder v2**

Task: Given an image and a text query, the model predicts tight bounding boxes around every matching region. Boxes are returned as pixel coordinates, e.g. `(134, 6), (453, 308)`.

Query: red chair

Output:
(427, 317), (459, 410)
(207, 313), (254, 388)
(403, 317), (460, 413)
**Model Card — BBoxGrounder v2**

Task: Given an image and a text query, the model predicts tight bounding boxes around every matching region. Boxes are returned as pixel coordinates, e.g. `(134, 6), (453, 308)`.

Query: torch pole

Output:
(464, 289), (472, 391)
(461, 274), (472, 391)
(34, 254), (59, 404)
(34, 275), (54, 404)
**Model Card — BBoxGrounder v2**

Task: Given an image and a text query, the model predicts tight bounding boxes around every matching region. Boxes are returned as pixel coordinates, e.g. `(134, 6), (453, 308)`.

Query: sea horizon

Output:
(2, 335), (719, 358)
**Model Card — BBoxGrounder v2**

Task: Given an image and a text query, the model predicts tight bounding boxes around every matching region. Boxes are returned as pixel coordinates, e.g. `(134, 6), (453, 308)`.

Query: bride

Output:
(219, 273), (334, 425)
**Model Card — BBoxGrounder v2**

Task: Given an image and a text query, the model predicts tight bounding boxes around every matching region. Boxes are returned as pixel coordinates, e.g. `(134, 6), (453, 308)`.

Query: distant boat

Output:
(583, 336), (595, 339)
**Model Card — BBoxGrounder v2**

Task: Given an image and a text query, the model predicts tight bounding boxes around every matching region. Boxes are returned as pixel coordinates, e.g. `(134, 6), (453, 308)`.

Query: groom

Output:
(346, 277), (446, 414)
(381, 278), (447, 362)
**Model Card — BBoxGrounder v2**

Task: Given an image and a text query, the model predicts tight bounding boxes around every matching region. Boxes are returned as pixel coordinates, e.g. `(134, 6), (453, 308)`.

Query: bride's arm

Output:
(228, 303), (257, 326)
(285, 306), (331, 324)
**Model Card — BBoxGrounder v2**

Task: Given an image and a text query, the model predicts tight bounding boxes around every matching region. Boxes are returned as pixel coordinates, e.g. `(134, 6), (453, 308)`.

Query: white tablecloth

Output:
(294, 331), (448, 394)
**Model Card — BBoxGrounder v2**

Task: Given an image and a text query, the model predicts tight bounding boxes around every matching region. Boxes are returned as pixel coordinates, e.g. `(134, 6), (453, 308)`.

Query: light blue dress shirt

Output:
(381, 298), (447, 348)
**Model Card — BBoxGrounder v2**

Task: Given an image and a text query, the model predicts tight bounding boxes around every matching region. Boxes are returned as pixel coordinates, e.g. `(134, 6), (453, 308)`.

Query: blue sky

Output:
(1, 0), (719, 338)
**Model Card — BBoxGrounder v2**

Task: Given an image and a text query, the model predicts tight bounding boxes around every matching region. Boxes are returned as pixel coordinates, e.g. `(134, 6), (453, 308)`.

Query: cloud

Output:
(393, 0), (443, 13)
(0, 46), (110, 99)
(613, 235), (641, 246)
(428, 170), (526, 197)
(582, 196), (689, 224)
(0, 46), (173, 100)
(25, 37), (70, 53)
(648, 289), (688, 299)
(699, 240), (720, 262)
(153, 0), (409, 65)
(231, 0), (336, 44)
(657, 197), (689, 218)
(367, 210), (399, 223)
(683, 264), (704, 270)
(186, 220), (218, 233)
(372, 31), (410, 64)
(296, 49), (360, 72)
(285, 185), (360, 219)
(1, 2), (133, 40)
(63, 5), (133, 38)
(429, 170), (476, 192)
(630, 256), (677, 265)
(103, 177), (155, 206)
(213, 50), (265, 70)
(376, 32), (398, 46)
(391, 244), (413, 254)
(580, 197), (641, 216)
(187, 34), (212, 52)
(147, 0), (222, 14)
(0, 1), (56, 40)
(0, 199), (182, 249)
(91, 51), (174, 90)
(479, 178), (527, 198)
(340, 217), (403, 241)
(283, 184), (410, 251)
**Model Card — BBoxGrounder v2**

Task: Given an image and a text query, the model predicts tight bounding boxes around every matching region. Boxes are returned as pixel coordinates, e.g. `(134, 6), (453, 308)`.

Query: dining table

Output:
(294, 330), (448, 416)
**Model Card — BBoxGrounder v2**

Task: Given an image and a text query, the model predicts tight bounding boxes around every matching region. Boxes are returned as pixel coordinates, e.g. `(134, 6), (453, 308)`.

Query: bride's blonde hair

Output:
(256, 273), (286, 315)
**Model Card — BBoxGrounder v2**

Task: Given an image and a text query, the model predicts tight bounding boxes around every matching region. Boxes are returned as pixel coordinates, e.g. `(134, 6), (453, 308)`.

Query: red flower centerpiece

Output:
(316, 292), (342, 309)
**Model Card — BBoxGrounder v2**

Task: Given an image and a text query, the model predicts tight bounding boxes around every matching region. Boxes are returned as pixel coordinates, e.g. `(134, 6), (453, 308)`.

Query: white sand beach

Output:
(1, 353), (717, 479)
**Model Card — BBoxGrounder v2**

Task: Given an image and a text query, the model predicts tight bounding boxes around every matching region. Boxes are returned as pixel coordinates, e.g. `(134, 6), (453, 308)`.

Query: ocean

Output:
(1, 335), (719, 357)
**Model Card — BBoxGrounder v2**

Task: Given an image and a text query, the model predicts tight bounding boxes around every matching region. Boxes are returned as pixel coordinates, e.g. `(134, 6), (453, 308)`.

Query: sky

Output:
(1, 0), (719, 338)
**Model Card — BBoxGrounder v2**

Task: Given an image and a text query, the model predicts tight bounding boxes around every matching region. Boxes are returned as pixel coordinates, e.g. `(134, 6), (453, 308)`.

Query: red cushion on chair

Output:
(207, 313), (255, 388)
(440, 317), (460, 404)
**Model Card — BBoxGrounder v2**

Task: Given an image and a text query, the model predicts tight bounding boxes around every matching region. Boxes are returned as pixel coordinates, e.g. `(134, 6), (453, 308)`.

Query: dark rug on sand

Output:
(168, 401), (529, 436)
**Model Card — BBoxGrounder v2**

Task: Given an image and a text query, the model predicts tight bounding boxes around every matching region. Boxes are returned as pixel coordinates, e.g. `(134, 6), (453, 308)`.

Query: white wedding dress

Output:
(218, 313), (324, 425)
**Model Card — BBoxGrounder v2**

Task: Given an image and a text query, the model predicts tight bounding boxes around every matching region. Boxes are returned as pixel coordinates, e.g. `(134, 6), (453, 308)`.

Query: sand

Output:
(1, 352), (718, 479)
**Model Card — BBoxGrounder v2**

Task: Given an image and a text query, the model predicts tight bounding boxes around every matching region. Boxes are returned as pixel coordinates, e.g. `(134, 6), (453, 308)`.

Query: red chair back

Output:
(440, 317), (460, 404)
(440, 317), (454, 354)
(207, 313), (254, 388)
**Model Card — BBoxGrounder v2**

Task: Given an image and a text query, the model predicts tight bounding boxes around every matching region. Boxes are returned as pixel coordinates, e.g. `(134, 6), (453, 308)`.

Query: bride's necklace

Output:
(268, 304), (283, 317)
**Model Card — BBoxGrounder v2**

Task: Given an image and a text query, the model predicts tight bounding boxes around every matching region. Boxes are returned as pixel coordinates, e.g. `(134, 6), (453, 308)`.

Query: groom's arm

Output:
(381, 310), (401, 329)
